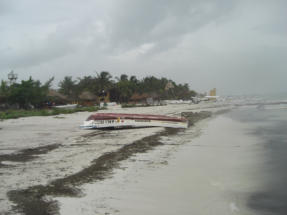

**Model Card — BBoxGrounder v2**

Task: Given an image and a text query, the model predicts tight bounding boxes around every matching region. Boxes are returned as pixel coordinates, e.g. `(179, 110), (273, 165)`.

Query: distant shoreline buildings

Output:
(209, 88), (216, 97)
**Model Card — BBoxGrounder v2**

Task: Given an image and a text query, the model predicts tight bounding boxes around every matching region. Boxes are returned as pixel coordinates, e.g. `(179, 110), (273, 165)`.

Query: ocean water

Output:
(228, 104), (287, 215)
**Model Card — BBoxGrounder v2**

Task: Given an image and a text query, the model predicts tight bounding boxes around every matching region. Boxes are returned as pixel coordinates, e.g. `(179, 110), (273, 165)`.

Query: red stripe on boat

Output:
(86, 113), (187, 122)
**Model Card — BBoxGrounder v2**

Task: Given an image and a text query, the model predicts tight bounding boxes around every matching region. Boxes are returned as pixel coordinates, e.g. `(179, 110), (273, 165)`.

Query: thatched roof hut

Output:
(47, 90), (69, 104)
(148, 92), (160, 99)
(78, 91), (99, 106)
(130, 93), (149, 103)
(130, 92), (162, 105)
(48, 90), (67, 99)
(79, 91), (97, 101)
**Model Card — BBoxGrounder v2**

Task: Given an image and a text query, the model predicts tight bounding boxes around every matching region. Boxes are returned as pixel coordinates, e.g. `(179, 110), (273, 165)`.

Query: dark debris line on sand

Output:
(7, 111), (211, 215)
(0, 144), (61, 167)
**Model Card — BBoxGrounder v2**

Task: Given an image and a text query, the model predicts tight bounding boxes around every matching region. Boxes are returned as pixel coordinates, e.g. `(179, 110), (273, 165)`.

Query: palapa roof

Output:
(47, 90), (68, 100)
(130, 93), (149, 101)
(79, 91), (97, 101)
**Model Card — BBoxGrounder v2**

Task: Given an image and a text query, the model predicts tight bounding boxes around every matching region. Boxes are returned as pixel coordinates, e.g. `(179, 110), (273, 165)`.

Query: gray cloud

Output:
(0, 0), (11, 15)
(0, 0), (286, 95)
(107, 0), (235, 53)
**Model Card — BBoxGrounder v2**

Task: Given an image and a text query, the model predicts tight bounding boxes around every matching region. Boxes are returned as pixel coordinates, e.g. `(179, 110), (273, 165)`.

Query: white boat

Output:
(54, 104), (78, 109)
(80, 113), (188, 129)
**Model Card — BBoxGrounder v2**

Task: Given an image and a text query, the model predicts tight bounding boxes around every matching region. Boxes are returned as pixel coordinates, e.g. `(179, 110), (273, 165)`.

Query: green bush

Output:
(0, 106), (102, 120)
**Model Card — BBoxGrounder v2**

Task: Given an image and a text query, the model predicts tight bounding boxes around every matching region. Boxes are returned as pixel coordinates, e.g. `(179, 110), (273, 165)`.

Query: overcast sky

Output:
(0, 0), (286, 95)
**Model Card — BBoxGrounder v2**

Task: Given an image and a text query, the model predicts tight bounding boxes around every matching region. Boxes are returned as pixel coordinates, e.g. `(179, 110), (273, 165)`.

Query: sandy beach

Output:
(1, 0), (286, 214)
(0, 101), (278, 215)
(55, 110), (266, 215)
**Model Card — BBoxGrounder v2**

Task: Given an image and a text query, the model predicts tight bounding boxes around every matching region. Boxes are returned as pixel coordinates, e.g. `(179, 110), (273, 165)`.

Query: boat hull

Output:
(80, 113), (188, 129)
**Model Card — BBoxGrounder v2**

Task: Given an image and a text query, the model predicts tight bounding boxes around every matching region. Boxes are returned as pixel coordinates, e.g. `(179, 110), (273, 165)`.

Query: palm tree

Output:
(95, 71), (113, 94)
(58, 76), (77, 98)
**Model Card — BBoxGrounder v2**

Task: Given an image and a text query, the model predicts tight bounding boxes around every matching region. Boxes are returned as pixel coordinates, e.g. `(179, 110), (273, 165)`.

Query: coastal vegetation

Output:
(0, 77), (53, 109)
(57, 72), (196, 103)
(0, 106), (100, 120)
(0, 71), (196, 119)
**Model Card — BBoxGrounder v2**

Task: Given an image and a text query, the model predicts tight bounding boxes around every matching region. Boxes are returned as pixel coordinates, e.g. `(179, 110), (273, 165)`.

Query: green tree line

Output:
(0, 77), (54, 109)
(0, 71), (196, 109)
(58, 71), (196, 103)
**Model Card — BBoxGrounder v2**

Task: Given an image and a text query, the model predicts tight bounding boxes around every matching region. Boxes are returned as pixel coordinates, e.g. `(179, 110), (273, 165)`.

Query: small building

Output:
(205, 88), (219, 101)
(209, 88), (216, 97)
(130, 93), (149, 104)
(146, 92), (161, 105)
(130, 92), (162, 106)
(79, 91), (98, 106)
(47, 90), (69, 105)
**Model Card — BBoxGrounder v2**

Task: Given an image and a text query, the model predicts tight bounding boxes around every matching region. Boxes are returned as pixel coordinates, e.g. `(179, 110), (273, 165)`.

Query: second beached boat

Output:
(80, 113), (188, 129)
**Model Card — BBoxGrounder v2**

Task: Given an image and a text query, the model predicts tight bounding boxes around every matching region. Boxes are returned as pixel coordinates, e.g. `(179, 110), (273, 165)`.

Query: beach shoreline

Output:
(0, 103), (230, 214)
(55, 109), (268, 215)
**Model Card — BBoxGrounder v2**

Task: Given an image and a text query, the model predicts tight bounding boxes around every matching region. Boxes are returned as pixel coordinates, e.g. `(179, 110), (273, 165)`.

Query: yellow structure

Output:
(99, 91), (110, 103)
(104, 92), (110, 103)
(209, 88), (216, 96)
